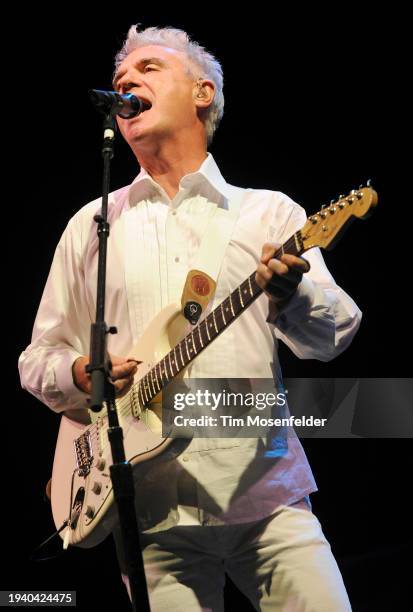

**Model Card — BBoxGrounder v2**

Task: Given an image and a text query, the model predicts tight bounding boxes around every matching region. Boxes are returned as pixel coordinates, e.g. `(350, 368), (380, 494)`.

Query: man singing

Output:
(19, 25), (359, 610)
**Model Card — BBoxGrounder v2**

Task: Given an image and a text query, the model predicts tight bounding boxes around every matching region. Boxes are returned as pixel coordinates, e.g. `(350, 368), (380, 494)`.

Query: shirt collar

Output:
(128, 153), (232, 209)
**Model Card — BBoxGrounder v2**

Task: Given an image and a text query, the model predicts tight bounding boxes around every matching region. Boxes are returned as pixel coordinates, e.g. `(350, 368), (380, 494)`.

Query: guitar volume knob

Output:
(92, 481), (102, 495)
(85, 505), (95, 519)
(96, 459), (106, 471)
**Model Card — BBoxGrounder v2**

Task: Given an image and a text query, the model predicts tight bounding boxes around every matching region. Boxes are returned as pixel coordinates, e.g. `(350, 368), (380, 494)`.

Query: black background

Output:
(6, 6), (411, 611)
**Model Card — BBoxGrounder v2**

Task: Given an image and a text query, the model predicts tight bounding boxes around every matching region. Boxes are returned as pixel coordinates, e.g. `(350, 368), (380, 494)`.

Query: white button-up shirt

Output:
(19, 153), (361, 532)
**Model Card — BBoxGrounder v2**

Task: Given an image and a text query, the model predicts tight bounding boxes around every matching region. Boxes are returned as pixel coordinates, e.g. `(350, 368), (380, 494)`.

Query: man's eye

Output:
(144, 65), (156, 72)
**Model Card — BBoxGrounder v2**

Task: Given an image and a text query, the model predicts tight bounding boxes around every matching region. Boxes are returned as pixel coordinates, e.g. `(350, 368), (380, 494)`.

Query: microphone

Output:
(89, 89), (142, 119)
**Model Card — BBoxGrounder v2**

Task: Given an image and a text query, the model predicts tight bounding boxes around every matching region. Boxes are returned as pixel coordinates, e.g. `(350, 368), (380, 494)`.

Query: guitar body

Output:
(51, 303), (191, 549)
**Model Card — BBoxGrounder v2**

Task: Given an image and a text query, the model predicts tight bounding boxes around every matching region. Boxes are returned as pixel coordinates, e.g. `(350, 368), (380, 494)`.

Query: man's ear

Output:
(193, 79), (215, 110)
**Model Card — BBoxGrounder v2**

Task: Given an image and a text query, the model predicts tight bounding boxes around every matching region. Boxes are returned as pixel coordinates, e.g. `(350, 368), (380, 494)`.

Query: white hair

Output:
(114, 25), (224, 145)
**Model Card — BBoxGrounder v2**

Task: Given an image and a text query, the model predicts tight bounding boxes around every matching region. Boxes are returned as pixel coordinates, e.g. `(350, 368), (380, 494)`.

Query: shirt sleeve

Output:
(266, 200), (362, 361)
(18, 214), (92, 413)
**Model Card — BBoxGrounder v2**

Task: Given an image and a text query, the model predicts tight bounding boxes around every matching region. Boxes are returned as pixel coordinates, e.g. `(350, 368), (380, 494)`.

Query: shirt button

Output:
(182, 455), (189, 462)
(172, 211), (177, 216)
(174, 256), (180, 263)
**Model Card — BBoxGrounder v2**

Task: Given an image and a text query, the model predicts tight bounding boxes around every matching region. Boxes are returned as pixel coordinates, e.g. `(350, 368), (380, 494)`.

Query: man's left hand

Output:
(255, 242), (311, 304)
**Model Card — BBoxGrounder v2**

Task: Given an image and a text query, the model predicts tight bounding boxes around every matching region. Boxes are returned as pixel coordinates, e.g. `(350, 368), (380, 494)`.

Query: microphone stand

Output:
(87, 104), (150, 612)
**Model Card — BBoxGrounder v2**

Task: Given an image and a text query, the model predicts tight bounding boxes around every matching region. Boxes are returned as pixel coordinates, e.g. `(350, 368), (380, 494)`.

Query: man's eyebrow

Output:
(113, 57), (168, 87)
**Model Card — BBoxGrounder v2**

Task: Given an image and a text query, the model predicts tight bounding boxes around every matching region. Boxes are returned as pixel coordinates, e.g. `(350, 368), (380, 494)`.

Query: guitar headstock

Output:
(300, 184), (378, 252)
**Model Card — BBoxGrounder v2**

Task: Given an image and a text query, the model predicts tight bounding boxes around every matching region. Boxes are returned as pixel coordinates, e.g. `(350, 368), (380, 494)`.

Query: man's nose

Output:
(116, 80), (132, 93)
(117, 74), (142, 93)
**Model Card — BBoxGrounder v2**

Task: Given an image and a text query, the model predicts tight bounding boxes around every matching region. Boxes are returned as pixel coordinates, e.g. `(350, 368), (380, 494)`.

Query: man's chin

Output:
(126, 123), (170, 148)
(126, 123), (152, 143)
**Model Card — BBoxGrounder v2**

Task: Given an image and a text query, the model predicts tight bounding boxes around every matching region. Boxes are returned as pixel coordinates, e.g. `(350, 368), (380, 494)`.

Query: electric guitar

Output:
(51, 185), (378, 548)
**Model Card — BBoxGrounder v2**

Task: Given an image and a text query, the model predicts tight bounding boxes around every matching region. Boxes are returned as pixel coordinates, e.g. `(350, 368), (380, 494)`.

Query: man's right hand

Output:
(72, 355), (139, 397)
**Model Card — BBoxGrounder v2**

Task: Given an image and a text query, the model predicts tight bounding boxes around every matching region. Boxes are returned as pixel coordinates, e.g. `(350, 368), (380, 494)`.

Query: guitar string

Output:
(72, 197), (365, 459)
(83, 233), (302, 450)
(104, 233), (302, 411)
(82, 197), (360, 455)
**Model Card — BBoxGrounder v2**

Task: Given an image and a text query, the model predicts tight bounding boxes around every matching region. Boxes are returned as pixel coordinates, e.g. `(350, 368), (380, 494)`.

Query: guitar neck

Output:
(127, 184), (379, 409)
(135, 230), (304, 407)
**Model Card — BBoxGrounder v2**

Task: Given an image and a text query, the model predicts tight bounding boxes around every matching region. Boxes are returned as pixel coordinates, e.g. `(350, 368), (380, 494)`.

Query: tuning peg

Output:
(321, 204), (327, 209)
(338, 194), (345, 200)
(358, 184), (364, 190)
(330, 199), (336, 205)
(366, 178), (373, 187)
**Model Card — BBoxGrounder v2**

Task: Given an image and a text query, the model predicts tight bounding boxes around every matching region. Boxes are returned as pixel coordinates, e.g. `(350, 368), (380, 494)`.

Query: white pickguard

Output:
(51, 303), (191, 548)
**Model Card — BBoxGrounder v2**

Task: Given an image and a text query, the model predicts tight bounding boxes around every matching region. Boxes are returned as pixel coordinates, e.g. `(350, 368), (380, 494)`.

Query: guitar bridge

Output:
(74, 431), (93, 477)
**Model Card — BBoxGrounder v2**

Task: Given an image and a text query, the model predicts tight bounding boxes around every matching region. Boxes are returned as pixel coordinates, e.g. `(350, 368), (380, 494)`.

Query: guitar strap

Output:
(181, 186), (244, 324)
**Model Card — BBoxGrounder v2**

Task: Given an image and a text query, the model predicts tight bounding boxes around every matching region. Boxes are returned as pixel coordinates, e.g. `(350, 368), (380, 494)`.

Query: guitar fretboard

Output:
(134, 230), (304, 408)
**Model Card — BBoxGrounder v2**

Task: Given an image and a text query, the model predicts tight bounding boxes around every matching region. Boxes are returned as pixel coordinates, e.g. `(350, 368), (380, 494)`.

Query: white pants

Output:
(114, 505), (352, 611)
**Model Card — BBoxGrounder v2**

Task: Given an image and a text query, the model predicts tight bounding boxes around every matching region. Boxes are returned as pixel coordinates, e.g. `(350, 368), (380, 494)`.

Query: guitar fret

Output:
(229, 293), (235, 317)
(212, 310), (219, 334)
(221, 303), (226, 325)
(149, 370), (156, 396)
(224, 300), (232, 321)
(173, 347), (179, 371)
(294, 232), (300, 253)
(197, 325), (204, 348)
(162, 356), (169, 380)
(207, 316), (216, 338)
(168, 352), (174, 377)
(185, 337), (191, 360)
(159, 361), (168, 384)
(248, 275), (254, 296)
(233, 291), (242, 314)
(155, 364), (161, 389)
(238, 286), (244, 308)
(154, 366), (161, 392)
(190, 332), (198, 355)
(205, 319), (211, 341)
(178, 342), (185, 368)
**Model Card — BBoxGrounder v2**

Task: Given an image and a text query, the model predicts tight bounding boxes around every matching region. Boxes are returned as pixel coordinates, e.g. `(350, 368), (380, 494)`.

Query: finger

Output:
(267, 258), (290, 276)
(111, 361), (139, 381)
(256, 259), (294, 292)
(109, 355), (141, 367)
(260, 242), (281, 264)
(256, 262), (274, 282)
(280, 254), (311, 273)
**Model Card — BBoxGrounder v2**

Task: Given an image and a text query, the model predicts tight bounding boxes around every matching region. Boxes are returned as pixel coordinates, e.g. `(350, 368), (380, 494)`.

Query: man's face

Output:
(113, 45), (201, 147)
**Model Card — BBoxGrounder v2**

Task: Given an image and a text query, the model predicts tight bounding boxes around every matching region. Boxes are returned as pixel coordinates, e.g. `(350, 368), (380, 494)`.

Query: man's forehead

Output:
(119, 45), (185, 68)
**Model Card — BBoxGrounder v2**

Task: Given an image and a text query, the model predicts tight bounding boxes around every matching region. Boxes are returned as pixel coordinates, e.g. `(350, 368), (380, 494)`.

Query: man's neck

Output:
(135, 141), (208, 201)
